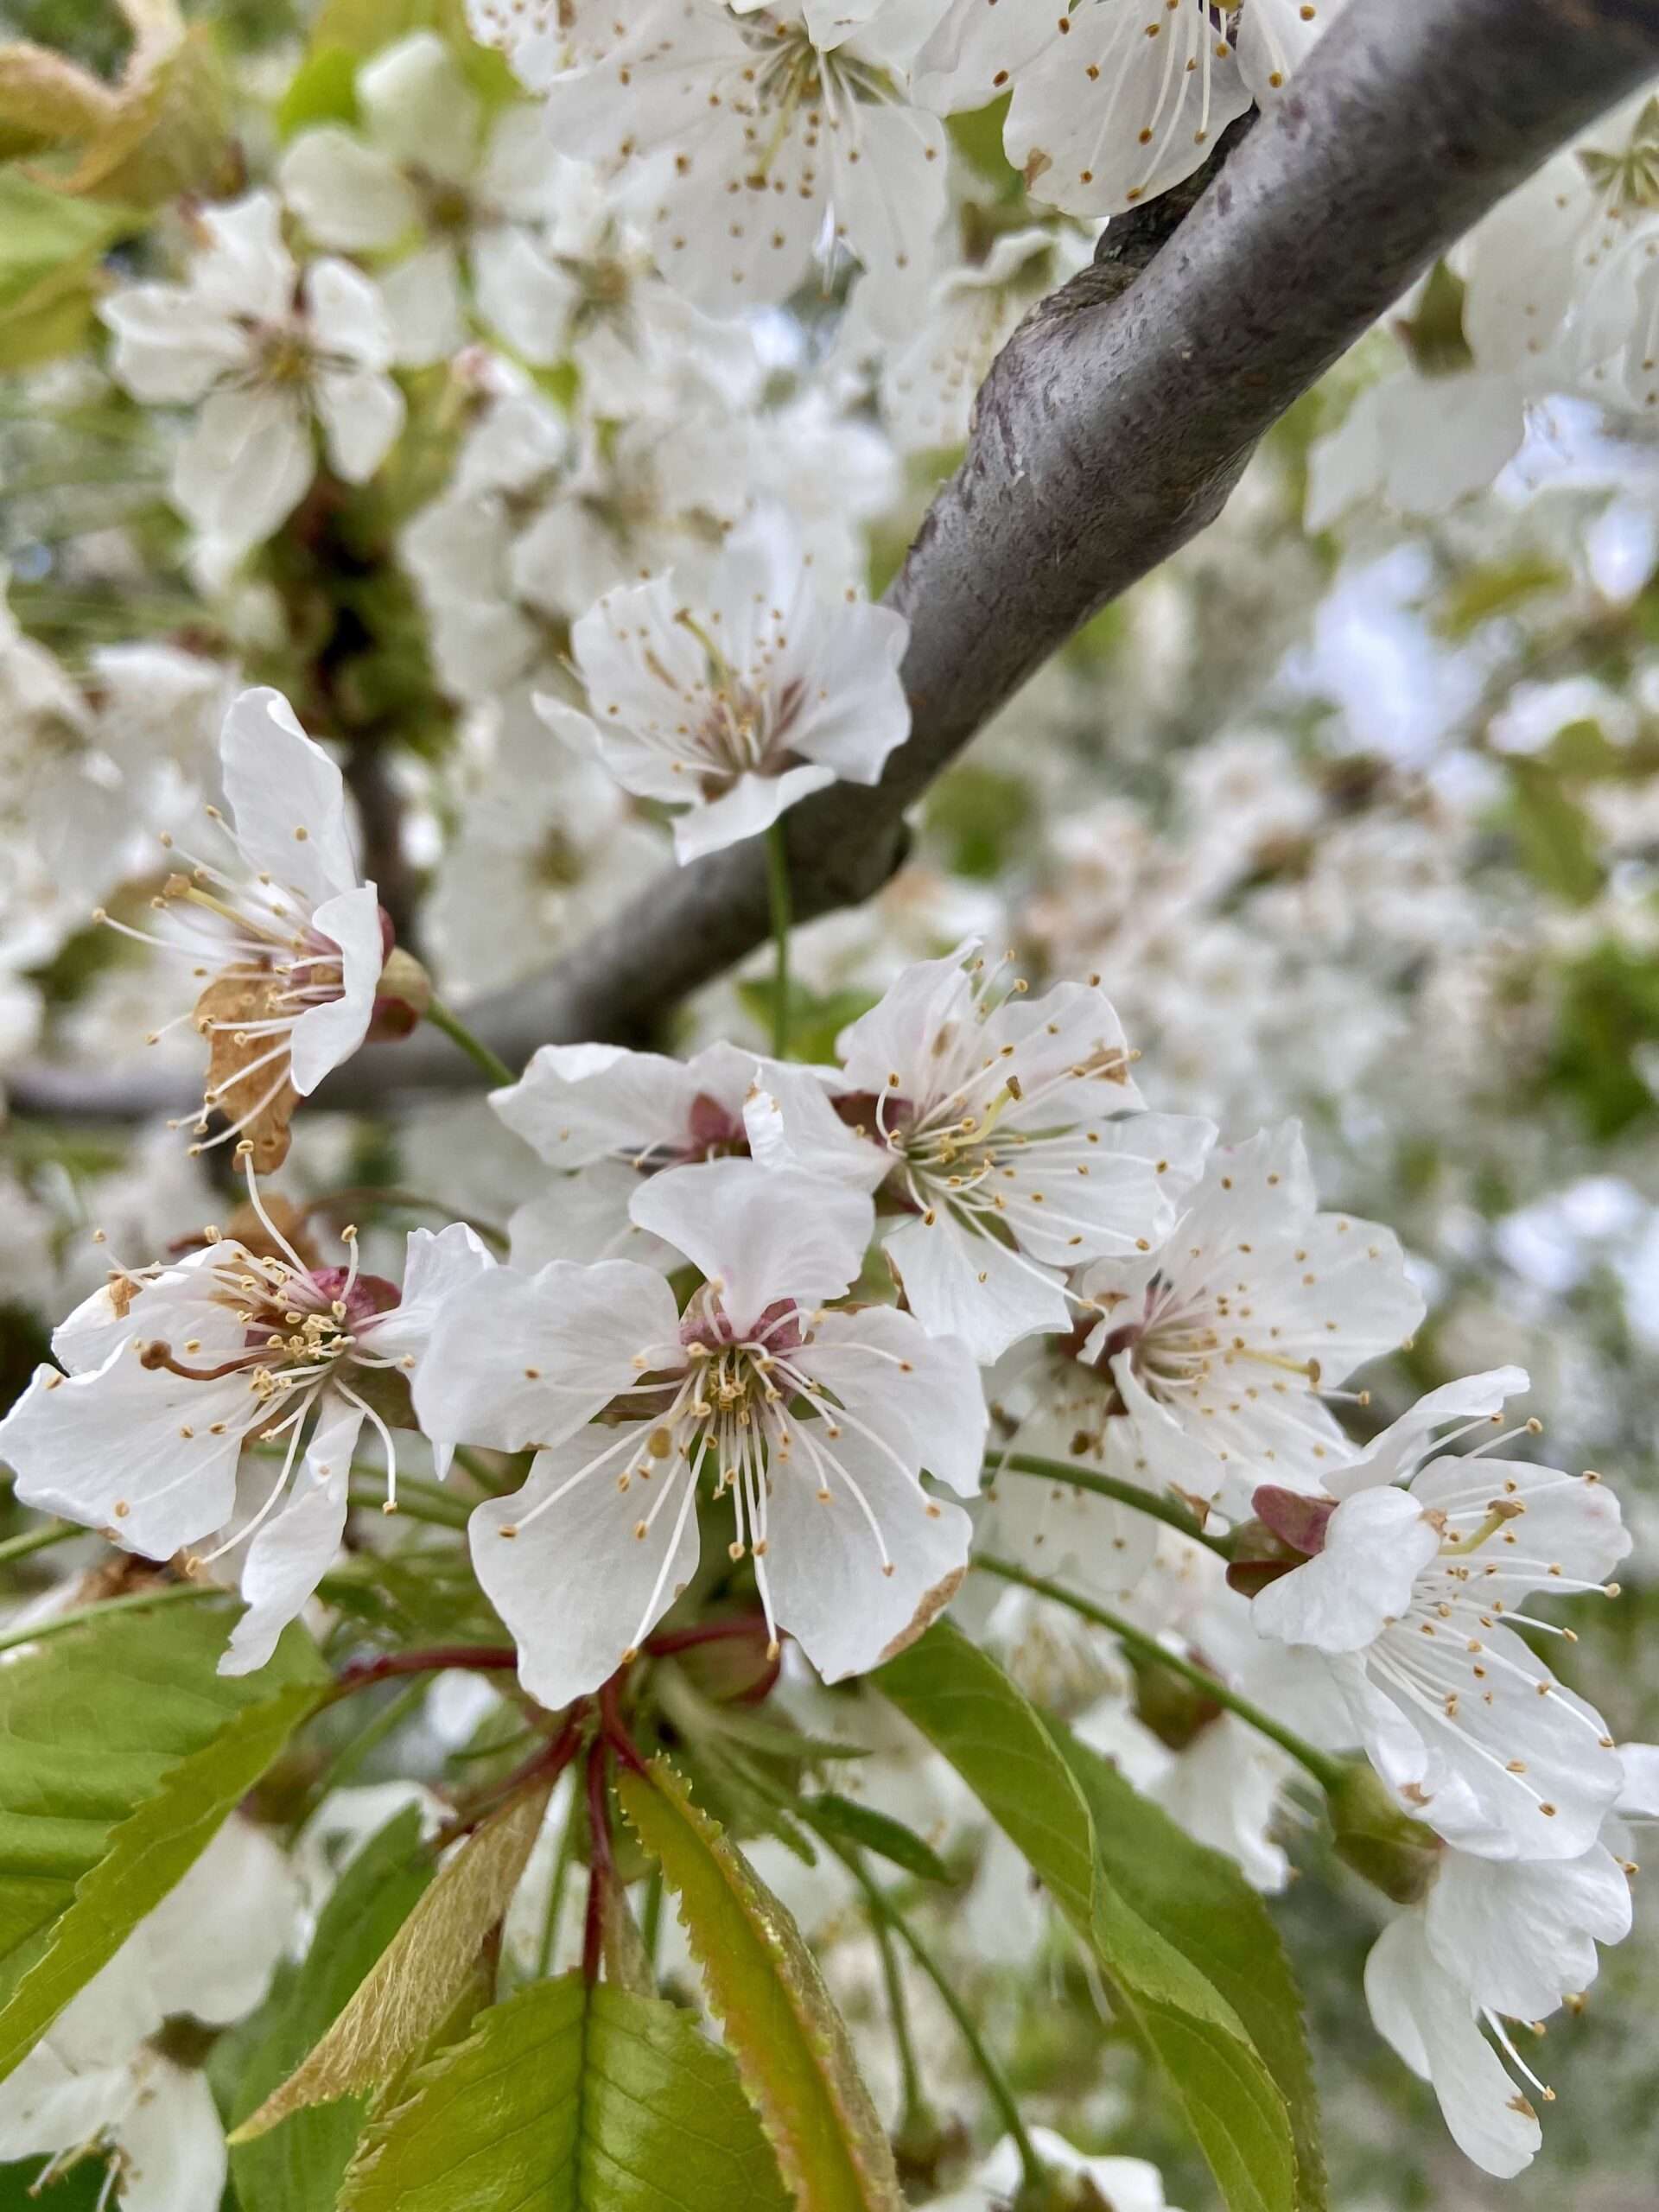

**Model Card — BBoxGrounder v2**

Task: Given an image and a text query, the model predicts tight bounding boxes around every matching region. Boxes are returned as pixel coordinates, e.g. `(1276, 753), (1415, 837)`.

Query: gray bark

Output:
(13, 0), (1659, 1122)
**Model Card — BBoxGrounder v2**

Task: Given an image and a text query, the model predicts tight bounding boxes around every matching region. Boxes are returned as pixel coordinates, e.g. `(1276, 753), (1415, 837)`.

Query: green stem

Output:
(0, 1581), (225, 1660)
(0, 1520), (80, 1567)
(835, 1846), (1044, 2196)
(865, 1876), (930, 2138)
(425, 998), (516, 1089)
(988, 1452), (1231, 1557)
(974, 1554), (1344, 1791)
(537, 1785), (582, 1980)
(346, 1487), (470, 1531)
(765, 821), (792, 1058)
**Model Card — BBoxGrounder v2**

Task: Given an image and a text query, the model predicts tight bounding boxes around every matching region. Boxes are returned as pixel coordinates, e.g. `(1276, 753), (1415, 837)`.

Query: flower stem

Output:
(333, 1644), (518, 1695)
(836, 1844), (1045, 2196)
(0, 1580), (226, 1661)
(424, 997), (516, 1089)
(986, 1452), (1232, 1557)
(974, 1553), (1345, 1791)
(0, 1519), (80, 1567)
(766, 821), (792, 1058)
(865, 1873), (931, 2139)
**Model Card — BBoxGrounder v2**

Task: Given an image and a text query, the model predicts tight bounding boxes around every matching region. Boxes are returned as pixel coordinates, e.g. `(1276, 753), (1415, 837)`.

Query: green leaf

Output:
(799, 1796), (951, 1887)
(1504, 760), (1605, 907)
(233, 1781), (549, 2141)
(877, 1623), (1302, 2212)
(1547, 940), (1659, 1140)
(1053, 1727), (1327, 2212)
(734, 981), (879, 1068)
(231, 1807), (434, 2212)
(276, 41), (360, 137)
(340, 1973), (791, 2211)
(617, 1761), (904, 2212)
(0, 1602), (326, 2082)
(0, 171), (137, 312)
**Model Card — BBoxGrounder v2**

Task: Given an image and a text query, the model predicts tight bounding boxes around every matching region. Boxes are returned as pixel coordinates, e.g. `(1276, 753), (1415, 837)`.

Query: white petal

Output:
(221, 1401), (359, 1675)
(413, 1259), (683, 1454)
(278, 127), (419, 249)
(885, 1211), (1067, 1364)
(359, 30), (482, 177)
(795, 1303), (987, 1497)
(220, 686), (360, 906)
(1251, 1488), (1440, 1656)
(470, 1424), (702, 1706)
(379, 242), (467, 369)
(191, 191), (295, 321)
(173, 385), (315, 546)
(1425, 1846), (1631, 2021)
(1326, 1369), (1531, 1498)
(286, 883), (384, 1094)
(0, 1346), (251, 1560)
(629, 1159), (873, 1325)
(493, 1040), (706, 1166)
(99, 283), (249, 403)
(1364, 1918), (1541, 2179)
(140, 1816), (296, 2024)
(116, 2058), (229, 2212)
(742, 1063), (890, 1193)
(762, 1433), (970, 1681)
(314, 365), (405, 484)
(671, 763), (836, 864)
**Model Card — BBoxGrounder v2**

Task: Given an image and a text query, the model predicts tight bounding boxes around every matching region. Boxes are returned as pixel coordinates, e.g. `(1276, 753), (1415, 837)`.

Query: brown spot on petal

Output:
(194, 971), (298, 1174)
(877, 1566), (965, 1665)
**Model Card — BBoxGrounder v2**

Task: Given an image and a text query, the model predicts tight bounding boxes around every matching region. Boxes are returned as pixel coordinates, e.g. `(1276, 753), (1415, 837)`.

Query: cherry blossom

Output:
(913, 0), (1348, 220)
(931, 2127), (1185, 2212)
(0, 1185), (490, 1674)
(99, 192), (404, 551)
(94, 688), (388, 1171)
(1252, 1371), (1631, 1859)
(493, 1035), (882, 1264)
(279, 32), (573, 367)
(415, 1159), (982, 1703)
(537, 0), (950, 329)
(830, 941), (1198, 1362)
(1072, 1122), (1426, 1512)
(1365, 1838), (1634, 2177)
(538, 505), (911, 862)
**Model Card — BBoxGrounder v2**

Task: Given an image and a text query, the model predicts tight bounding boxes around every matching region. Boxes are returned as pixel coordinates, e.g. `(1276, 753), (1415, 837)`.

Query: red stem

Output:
(599, 1671), (650, 1775)
(334, 1644), (518, 1694)
(582, 1740), (613, 1985)
(432, 1710), (584, 1851)
(644, 1617), (771, 1657)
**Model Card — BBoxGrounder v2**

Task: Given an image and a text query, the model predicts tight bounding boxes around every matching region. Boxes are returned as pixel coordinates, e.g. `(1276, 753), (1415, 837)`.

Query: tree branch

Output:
(12, 0), (1659, 1123)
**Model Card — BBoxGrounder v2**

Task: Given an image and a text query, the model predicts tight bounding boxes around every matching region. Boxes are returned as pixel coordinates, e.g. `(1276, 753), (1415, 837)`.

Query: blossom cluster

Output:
(2, 3), (1658, 2207)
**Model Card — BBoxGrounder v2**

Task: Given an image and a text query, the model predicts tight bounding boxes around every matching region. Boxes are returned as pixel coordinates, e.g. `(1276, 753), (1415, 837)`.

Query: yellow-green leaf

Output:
(232, 1782), (550, 2142)
(617, 1761), (903, 2212)
(340, 1973), (791, 2211)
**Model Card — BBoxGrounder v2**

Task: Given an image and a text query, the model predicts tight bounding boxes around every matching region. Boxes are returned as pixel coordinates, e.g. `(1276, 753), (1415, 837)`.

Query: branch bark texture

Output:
(16, 0), (1659, 1121)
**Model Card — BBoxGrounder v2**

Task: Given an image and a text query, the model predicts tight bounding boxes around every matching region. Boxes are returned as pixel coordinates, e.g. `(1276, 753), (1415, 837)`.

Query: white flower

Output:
(913, 0), (1348, 219)
(1252, 1371), (1631, 1859)
(538, 0), (950, 330)
(539, 505), (911, 862)
(100, 192), (404, 552)
(931, 2126), (1184, 2212)
(831, 942), (1208, 1363)
(99, 688), (385, 1169)
(279, 34), (576, 368)
(493, 1035), (883, 1265)
(415, 1159), (982, 1703)
(1073, 1122), (1426, 1510)
(0, 1819), (294, 2212)
(1364, 1838), (1633, 2177)
(0, 1193), (491, 1675)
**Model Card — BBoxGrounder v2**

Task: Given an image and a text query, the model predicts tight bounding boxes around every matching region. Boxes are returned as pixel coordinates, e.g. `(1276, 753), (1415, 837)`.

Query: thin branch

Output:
(10, 0), (1659, 1122)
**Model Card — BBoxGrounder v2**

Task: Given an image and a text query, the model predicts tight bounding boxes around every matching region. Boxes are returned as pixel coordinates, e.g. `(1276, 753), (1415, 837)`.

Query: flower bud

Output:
(369, 944), (434, 1041)
(1226, 1484), (1337, 1597)
(1326, 1760), (1443, 1904)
